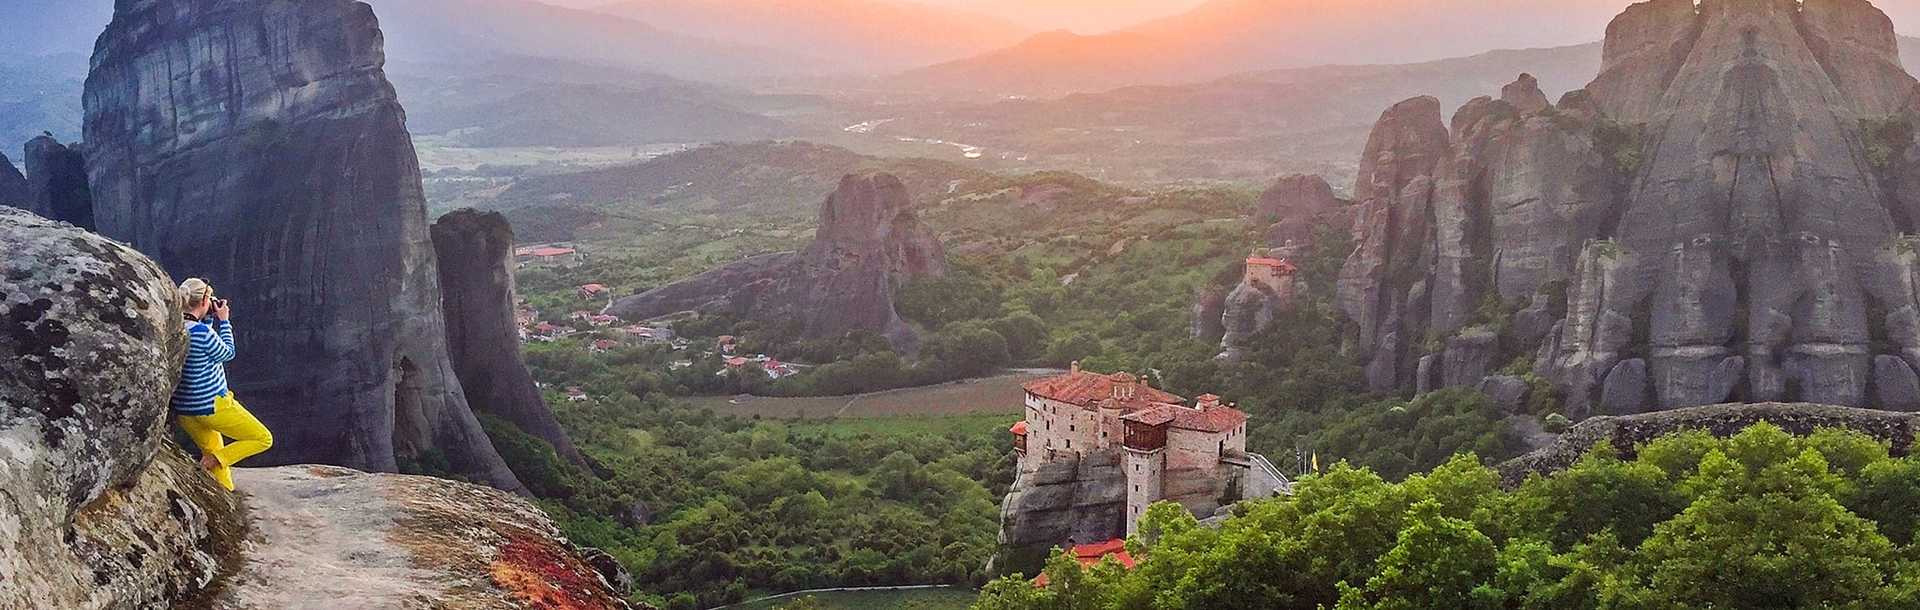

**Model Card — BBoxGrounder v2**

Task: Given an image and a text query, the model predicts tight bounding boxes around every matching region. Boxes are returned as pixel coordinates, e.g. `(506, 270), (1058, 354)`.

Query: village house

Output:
(590, 339), (620, 353)
(1243, 251), (1298, 290)
(577, 283), (609, 299)
(515, 245), (582, 268)
(1012, 363), (1259, 536)
(1031, 539), (1136, 588)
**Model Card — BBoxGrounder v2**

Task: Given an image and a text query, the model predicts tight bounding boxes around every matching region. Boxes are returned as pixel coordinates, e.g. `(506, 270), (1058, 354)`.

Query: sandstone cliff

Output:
(1497, 402), (1920, 486)
(608, 172), (947, 349)
(1204, 174), (1351, 360)
(0, 208), (630, 609)
(83, 0), (524, 490)
(0, 151), (26, 208)
(1339, 0), (1920, 417)
(432, 209), (587, 467)
(23, 135), (93, 231)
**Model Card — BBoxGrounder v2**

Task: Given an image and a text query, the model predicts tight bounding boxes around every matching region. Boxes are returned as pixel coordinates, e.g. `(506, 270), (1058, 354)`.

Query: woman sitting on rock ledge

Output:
(172, 278), (273, 491)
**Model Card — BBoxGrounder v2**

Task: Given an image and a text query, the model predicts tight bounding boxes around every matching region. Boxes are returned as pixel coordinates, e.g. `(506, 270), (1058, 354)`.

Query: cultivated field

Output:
(729, 587), (976, 610)
(681, 371), (1056, 420)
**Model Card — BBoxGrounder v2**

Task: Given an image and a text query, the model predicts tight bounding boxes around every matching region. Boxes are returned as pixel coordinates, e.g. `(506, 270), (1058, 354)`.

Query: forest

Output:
(975, 423), (1920, 609)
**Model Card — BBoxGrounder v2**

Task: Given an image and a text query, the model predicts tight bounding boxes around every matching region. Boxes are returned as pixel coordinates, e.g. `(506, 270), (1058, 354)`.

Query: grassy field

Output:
(682, 371), (1052, 419)
(787, 412), (1023, 438)
(729, 587), (977, 610)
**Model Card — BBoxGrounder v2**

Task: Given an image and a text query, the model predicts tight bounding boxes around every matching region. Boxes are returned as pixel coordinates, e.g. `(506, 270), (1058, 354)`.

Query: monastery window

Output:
(1069, 424), (1076, 432)
(1133, 484), (1139, 492)
(1066, 439), (1073, 449)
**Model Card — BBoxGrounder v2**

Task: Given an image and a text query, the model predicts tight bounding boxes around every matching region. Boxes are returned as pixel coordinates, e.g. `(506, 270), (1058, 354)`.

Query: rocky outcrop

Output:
(210, 466), (632, 609)
(1, 208), (243, 609)
(1340, 0), (1920, 416)
(1202, 174), (1352, 360)
(0, 208), (629, 609)
(0, 151), (26, 208)
(1256, 174), (1344, 242)
(23, 136), (93, 230)
(998, 451), (1128, 563)
(83, 0), (522, 490)
(432, 209), (586, 467)
(608, 172), (947, 349)
(1498, 402), (1920, 486)
(1216, 256), (1299, 361)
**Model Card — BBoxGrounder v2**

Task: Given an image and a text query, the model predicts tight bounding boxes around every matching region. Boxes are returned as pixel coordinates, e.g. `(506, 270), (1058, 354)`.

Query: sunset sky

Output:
(537, 0), (1211, 32)
(532, 0), (1920, 38)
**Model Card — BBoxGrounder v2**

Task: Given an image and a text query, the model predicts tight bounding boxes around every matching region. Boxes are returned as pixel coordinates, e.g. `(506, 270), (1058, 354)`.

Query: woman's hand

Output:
(213, 299), (231, 321)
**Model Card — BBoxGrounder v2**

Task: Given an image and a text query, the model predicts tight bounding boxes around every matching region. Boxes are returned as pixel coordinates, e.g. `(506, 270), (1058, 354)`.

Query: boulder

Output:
(1478, 375), (1532, 415)
(1599, 359), (1648, 415)
(608, 172), (946, 350)
(23, 136), (92, 231)
(431, 209), (585, 467)
(84, 0), (523, 491)
(0, 207), (244, 608)
(1874, 355), (1920, 411)
(1500, 73), (1552, 114)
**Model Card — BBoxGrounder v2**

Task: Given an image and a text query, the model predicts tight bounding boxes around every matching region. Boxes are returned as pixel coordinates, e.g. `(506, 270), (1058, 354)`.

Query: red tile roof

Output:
(1246, 257), (1297, 273)
(524, 247), (577, 257)
(1033, 539), (1136, 587)
(1010, 421), (1028, 435)
(1024, 369), (1185, 411)
(1121, 403), (1248, 433)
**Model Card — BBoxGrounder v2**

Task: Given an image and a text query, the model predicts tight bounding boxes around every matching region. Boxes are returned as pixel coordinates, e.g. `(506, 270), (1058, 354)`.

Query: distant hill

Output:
(361, 0), (802, 81)
(390, 59), (807, 147)
(896, 0), (1634, 96)
(0, 54), (87, 148)
(594, 0), (1031, 73)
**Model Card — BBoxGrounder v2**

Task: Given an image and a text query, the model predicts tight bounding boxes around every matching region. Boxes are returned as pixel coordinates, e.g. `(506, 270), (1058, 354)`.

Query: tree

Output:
(923, 323), (1011, 380)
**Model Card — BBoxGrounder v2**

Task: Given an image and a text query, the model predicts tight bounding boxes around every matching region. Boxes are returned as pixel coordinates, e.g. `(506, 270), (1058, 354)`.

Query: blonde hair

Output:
(179, 278), (214, 310)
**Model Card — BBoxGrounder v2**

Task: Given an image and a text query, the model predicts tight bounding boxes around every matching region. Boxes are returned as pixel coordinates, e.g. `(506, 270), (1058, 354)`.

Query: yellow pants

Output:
(177, 393), (274, 491)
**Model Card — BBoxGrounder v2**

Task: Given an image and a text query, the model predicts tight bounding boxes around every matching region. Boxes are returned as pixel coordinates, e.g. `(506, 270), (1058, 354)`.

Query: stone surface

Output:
(1442, 328), (1499, 388)
(1599, 358), (1649, 415)
(1255, 174), (1342, 227)
(1500, 73), (1552, 113)
(1215, 269), (1295, 361)
(1874, 355), (1920, 411)
(431, 209), (585, 466)
(1478, 375), (1531, 414)
(1341, 0), (1920, 415)
(209, 466), (631, 610)
(0, 207), (244, 609)
(23, 136), (92, 230)
(608, 172), (946, 350)
(0, 150), (26, 208)
(84, 0), (522, 491)
(1498, 402), (1920, 487)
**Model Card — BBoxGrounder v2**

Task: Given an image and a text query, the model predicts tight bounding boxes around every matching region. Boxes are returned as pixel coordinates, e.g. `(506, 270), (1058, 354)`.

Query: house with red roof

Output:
(1031, 539), (1136, 588)
(516, 245), (581, 268)
(577, 283), (609, 299)
(1015, 363), (1255, 537)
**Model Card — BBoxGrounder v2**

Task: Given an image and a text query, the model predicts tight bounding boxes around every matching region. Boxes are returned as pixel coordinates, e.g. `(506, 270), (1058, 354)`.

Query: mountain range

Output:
(896, 0), (1920, 97)
(594, 0), (1033, 73)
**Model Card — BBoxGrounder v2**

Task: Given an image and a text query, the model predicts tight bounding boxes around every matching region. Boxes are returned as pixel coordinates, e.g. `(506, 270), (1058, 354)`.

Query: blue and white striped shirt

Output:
(171, 318), (235, 415)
